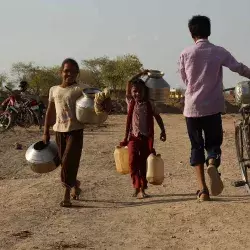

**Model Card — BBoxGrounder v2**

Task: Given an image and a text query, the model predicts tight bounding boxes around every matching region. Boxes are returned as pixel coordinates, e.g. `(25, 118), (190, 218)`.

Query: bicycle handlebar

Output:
(5, 86), (13, 93)
(223, 87), (235, 92)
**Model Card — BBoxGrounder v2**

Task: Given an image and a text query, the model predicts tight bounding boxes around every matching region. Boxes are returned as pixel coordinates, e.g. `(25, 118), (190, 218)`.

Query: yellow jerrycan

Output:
(114, 146), (130, 174)
(146, 153), (164, 185)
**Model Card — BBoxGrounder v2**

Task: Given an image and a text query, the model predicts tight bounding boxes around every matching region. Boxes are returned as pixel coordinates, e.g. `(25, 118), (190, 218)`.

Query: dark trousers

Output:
(128, 135), (151, 189)
(186, 113), (223, 167)
(55, 129), (83, 188)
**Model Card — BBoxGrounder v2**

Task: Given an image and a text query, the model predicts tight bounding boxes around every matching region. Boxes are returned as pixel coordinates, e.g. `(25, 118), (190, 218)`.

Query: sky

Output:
(0, 0), (250, 88)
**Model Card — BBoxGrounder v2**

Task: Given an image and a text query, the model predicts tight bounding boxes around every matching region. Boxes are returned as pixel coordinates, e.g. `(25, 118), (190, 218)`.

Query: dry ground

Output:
(0, 114), (249, 250)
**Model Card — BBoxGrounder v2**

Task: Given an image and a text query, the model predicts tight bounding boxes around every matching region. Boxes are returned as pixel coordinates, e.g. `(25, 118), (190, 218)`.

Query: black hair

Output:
(20, 80), (28, 85)
(188, 15), (211, 39)
(131, 79), (149, 100)
(61, 58), (80, 73)
(19, 80), (28, 89)
(131, 78), (145, 86)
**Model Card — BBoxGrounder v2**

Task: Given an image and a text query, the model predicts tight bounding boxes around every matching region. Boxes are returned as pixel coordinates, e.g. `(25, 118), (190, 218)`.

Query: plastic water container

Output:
(114, 146), (130, 174)
(146, 154), (164, 185)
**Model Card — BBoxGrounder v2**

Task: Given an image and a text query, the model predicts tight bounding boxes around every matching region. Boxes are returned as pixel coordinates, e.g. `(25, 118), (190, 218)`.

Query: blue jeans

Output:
(186, 113), (223, 167)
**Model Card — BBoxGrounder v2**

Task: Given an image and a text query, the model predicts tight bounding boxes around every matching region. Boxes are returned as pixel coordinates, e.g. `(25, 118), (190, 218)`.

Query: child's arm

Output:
(43, 87), (56, 144)
(151, 101), (166, 141)
(154, 114), (166, 142)
(43, 101), (55, 144)
(125, 81), (132, 100)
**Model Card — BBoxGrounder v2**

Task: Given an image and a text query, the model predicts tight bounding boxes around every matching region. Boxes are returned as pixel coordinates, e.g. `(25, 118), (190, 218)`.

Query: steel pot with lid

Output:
(25, 141), (60, 174)
(76, 87), (101, 109)
(76, 87), (109, 124)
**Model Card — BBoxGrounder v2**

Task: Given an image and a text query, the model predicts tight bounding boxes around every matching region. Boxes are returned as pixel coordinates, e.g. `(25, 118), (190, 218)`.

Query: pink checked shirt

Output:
(179, 39), (250, 117)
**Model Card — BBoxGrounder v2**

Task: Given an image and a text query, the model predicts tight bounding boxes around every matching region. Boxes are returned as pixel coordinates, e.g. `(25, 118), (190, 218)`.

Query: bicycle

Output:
(0, 87), (34, 132)
(224, 85), (250, 194)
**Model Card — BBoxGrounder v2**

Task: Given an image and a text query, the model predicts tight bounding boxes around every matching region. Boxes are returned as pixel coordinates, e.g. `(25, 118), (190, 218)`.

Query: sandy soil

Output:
(0, 114), (250, 250)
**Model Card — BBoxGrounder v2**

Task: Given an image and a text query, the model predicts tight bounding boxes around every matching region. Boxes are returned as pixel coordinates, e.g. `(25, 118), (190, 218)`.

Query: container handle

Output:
(33, 141), (50, 151)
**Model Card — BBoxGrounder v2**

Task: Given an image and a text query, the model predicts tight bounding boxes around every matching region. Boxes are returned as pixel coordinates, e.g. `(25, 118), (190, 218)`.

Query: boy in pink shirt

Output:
(179, 15), (250, 201)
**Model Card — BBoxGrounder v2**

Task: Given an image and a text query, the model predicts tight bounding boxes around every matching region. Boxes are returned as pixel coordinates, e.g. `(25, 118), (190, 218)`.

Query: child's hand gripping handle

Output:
(151, 148), (156, 155)
(120, 139), (128, 147)
(160, 130), (166, 142)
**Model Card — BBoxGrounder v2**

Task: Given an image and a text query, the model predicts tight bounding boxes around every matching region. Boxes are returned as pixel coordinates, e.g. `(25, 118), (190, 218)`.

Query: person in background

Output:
(179, 15), (250, 201)
(43, 58), (111, 207)
(120, 70), (166, 198)
(17, 81), (39, 102)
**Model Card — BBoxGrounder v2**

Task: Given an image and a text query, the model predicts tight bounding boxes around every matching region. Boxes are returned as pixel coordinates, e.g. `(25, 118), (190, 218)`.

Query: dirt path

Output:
(0, 114), (249, 250)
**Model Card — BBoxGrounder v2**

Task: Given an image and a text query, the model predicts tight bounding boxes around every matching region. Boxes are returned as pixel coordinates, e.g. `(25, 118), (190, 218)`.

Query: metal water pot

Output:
(235, 81), (250, 106)
(25, 141), (60, 174)
(144, 70), (170, 103)
(76, 88), (108, 124)
(76, 88), (101, 110)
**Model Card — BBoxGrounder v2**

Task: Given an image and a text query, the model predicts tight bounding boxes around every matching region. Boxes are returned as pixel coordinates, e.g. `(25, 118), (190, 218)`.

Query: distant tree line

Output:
(0, 54), (143, 96)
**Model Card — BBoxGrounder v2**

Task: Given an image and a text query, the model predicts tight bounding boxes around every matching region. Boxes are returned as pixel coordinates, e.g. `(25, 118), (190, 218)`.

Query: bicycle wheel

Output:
(235, 122), (250, 193)
(16, 109), (34, 128)
(25, 109), (35, 127)
(0, 112), (13, 132)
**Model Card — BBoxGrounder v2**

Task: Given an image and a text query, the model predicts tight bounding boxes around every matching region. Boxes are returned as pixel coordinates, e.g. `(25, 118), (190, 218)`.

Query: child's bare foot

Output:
(60, 188), (72, 207)
(71, 181), (82, 200)
(71, 186), (81, 200)
(60, 200), (72, 207)
(132, 188), (140, 197)
(140, 189), (150, 199)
